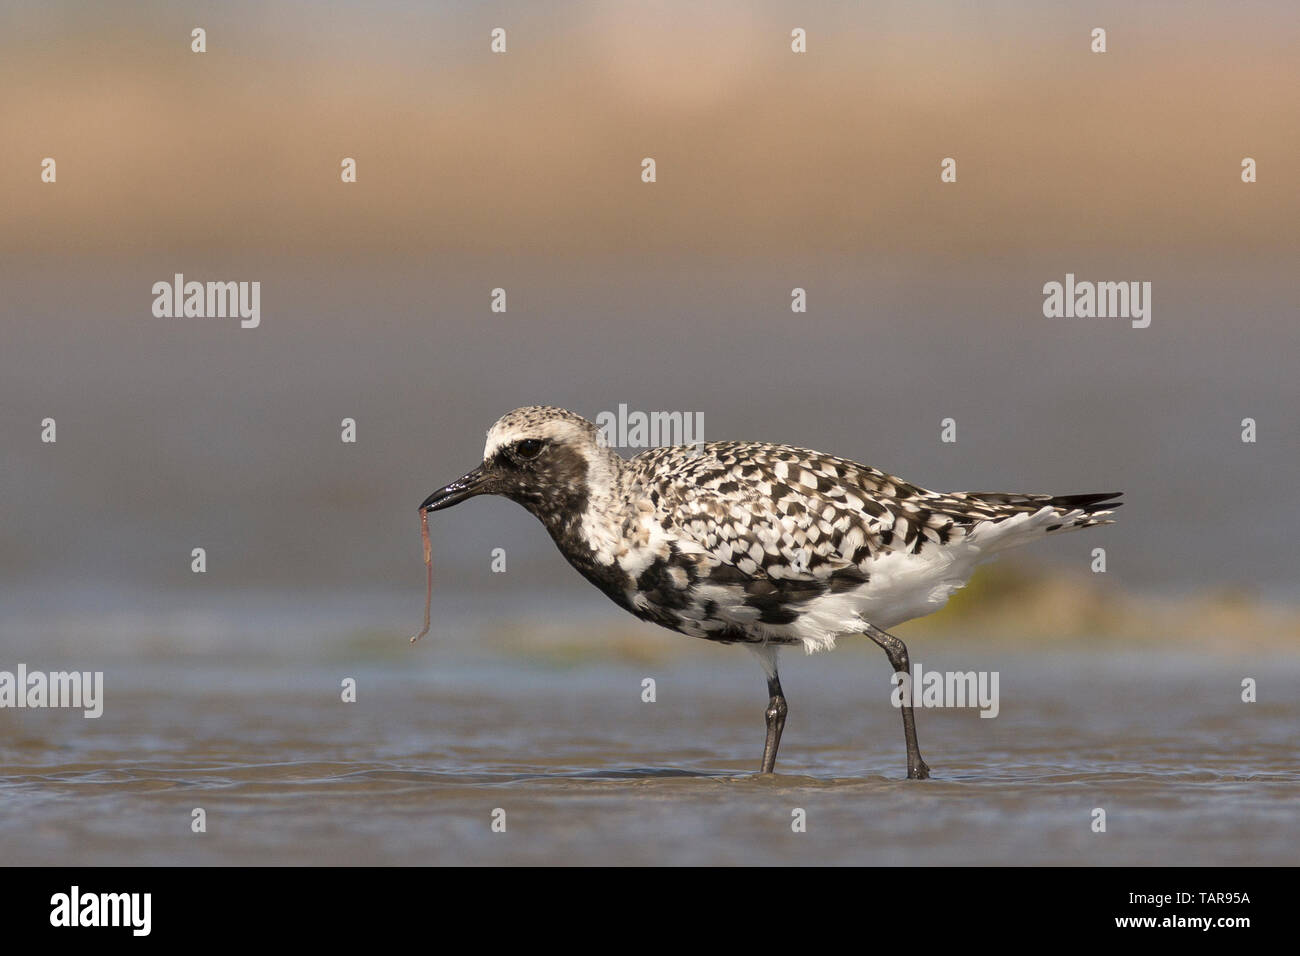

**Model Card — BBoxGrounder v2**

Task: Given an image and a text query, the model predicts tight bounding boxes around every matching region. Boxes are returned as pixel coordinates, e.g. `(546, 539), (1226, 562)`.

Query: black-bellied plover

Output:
(420, 406), (1121, 779)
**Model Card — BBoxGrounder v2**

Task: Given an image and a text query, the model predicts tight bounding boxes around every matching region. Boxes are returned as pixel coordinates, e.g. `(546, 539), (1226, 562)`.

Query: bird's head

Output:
(420, 406), (619, 521)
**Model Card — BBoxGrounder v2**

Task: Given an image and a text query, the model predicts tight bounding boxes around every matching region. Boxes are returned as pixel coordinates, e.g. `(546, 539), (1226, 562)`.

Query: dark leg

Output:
(759, 673), (788, 774)
(864, 623), (931, 780)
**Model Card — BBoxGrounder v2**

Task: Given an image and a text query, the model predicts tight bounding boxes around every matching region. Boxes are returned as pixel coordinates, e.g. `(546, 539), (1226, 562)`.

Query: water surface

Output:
(3, 647), (1294, 865)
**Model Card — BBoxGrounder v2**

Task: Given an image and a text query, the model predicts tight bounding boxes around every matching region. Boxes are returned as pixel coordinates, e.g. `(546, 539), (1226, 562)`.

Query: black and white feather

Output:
(458, 406), (1121, 655)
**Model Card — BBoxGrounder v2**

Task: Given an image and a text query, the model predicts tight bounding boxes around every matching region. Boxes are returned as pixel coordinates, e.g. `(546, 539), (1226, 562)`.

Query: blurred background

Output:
(0, 1), (1296, 865)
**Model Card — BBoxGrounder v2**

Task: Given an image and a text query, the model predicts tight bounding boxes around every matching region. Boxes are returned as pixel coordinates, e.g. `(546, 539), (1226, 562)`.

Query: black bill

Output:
(420, 465), (489, 512)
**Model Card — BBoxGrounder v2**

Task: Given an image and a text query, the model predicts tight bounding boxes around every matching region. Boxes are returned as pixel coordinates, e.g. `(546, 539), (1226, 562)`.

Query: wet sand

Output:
(1, 647), (1295, 866)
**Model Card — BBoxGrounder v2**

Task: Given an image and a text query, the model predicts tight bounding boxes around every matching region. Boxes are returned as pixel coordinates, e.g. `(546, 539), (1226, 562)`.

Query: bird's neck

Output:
(531, 443), (641, 606)
(522, 441), (629, 551)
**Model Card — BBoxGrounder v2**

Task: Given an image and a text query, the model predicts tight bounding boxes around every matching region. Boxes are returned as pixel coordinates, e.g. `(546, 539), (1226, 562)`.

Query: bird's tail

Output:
(957, 490), (1123, 555)
(1042, 491), (1124, 527)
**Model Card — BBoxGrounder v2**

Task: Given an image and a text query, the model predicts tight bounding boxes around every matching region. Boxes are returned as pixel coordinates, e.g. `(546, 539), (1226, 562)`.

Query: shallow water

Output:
(1, 648), (1296, 865)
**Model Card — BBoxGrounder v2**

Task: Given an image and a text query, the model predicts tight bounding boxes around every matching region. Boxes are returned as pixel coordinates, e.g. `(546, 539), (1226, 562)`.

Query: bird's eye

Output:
(515, 438), (545, 460)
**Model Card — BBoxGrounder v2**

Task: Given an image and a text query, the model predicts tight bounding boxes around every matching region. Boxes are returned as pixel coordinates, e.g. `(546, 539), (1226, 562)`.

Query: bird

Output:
(419, 405), (1121, 779)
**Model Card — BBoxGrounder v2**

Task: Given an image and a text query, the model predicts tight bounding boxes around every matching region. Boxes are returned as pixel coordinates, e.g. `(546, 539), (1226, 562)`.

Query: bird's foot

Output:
(907, 760), (931, 780)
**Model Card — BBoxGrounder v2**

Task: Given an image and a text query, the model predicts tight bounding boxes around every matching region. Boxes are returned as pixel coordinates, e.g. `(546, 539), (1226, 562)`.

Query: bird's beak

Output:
(420, 465), (489, 512)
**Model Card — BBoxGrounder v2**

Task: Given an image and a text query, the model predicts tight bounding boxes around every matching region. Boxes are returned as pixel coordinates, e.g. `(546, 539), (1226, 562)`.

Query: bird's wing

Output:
(634, 442), (1124, 564)
(632, 442), (949, 584)
(626, 443), (1121, 640)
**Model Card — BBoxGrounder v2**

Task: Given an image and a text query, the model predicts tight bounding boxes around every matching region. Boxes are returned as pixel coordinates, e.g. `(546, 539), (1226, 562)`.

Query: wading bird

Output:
(420, 406), (1120, 779)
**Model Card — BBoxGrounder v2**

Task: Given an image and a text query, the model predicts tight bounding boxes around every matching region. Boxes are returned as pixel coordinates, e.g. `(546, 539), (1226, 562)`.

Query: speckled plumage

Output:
(421, 405), (1122, 776)
(466, 406), (1120, 653)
